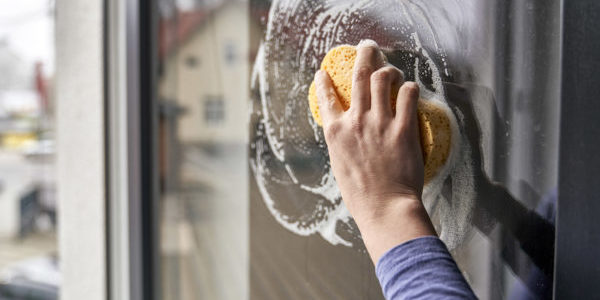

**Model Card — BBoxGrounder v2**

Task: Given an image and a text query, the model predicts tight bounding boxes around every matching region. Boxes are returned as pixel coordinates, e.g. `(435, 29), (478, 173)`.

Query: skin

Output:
(314, 43), (437, 265)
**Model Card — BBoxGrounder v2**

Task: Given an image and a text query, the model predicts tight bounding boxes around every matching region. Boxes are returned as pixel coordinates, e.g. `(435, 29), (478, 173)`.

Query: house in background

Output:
(158, 0), (262, 189)
(156, 3), (262, 298)
(159, 0), (262, 146)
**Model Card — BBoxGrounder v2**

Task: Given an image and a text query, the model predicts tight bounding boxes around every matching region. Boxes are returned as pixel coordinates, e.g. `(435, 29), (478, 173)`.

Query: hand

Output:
(315, 43), (436, 264)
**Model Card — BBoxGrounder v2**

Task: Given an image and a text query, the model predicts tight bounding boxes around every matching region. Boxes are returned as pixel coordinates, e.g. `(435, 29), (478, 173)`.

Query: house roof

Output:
(159, 10), (209, 59)
(158, 1), (269, 59)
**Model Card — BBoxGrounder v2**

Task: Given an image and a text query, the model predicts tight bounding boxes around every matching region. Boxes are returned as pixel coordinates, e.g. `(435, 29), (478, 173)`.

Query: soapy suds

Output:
(250, 0), (477, 249)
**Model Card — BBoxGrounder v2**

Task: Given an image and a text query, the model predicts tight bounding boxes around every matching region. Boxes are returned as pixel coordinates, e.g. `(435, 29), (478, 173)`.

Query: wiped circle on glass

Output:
(250, 0), (476, 249)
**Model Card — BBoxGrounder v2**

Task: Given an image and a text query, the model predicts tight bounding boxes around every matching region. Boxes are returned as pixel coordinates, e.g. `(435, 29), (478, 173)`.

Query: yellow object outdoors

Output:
(1, 132), (37, 149)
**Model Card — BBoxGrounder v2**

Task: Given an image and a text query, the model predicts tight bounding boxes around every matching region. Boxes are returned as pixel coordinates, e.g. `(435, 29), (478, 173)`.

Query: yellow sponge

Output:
(308, 45), (453, 183)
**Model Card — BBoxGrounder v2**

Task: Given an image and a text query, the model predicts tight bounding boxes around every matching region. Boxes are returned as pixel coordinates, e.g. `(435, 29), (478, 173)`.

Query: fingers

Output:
(395, 82), (420, 128)
(315, 70), (343, 126)
(370, 66), (403, 118)
(351, 40), (385, 113)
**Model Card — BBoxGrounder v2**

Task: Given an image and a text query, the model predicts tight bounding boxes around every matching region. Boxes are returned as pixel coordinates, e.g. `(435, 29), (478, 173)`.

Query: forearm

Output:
(355, 196), (477, 299)
(349, 194), (437, 264)
(375, 236), (477, 300)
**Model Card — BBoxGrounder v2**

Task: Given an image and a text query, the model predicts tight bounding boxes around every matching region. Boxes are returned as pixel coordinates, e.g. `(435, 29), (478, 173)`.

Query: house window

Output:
(184, 55), (200, 68)
(224, 41), (236, 65)
(203, 96), (224, 126)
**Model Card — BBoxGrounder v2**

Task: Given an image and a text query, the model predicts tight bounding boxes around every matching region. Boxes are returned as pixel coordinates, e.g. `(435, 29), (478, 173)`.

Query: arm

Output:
(376, 236), (477, 299)
(314, 42), (476, 299)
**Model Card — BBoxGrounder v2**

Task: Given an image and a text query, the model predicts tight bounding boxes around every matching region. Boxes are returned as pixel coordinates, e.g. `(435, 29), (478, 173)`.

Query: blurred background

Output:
(0, 0), (58, 299)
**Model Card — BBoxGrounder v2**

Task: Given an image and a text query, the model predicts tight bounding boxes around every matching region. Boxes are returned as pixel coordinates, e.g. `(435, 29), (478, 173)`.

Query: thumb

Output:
(315, 70), (343, 127)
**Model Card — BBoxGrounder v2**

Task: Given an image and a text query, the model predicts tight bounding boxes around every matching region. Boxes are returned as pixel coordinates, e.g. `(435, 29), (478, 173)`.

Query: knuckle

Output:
(369, 113), (389, 132)
(383, 66), (402, 79)
(354, 65), (374, 82)
(324, 121), (342, 140)
(326, 90), (338, 102)
(401, 82), (420, 96)
(358, 45), (379, 58)
(349, 113), (365, 132)
(316, 81), (328, 94)
(317, 88), (337, 106)
(319, 90), (334, 104)
(371, 69), (391, 84)
(374, 127), (387, 140)
(324, 99), (338, 112)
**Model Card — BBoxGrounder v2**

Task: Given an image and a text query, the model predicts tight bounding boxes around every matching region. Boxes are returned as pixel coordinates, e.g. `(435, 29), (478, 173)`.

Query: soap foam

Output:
(250, 0), (476, 250)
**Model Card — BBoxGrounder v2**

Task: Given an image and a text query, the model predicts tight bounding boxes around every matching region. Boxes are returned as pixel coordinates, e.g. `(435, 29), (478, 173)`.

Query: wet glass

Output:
(0, 0), (59, 299)
(157, 0), (560, 299)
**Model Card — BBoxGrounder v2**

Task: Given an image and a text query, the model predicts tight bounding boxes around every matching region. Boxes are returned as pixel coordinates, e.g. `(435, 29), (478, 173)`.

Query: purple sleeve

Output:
(375, 236), (477, 300)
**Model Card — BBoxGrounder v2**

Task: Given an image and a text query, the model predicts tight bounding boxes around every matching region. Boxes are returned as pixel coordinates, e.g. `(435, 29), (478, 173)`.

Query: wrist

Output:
(353, 195), (437, 264)
(348, 191), (421, 225)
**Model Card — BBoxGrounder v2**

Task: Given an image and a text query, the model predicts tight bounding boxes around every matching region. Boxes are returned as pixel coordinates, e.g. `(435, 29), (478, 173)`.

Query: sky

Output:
(0, 0), (218, 78)
(0, 0), (54, 76)
(0, 0), (212, 78)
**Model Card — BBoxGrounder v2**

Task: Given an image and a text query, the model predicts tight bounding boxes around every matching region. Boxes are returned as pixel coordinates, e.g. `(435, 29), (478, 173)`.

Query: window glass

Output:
(0, 0), (59, 298)
(158, 0), (560, 299)
(203, 96), (225, 126)
(158, 0), (250, 299)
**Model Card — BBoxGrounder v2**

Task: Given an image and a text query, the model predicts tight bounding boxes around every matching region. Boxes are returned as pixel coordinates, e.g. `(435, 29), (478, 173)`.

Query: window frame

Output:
(555, 0), (600, 298)
(105, 0), (160, 299)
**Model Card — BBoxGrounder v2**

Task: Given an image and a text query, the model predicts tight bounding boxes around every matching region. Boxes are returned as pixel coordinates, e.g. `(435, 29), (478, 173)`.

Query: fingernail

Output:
(405, 81), (419, 89)
(357, 39), (379, 49)
(315, 69), (325, 79)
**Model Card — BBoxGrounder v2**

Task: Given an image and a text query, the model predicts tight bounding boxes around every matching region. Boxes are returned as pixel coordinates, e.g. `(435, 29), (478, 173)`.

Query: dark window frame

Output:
(555, 0), (600, 298)
(105, 0), (160, 299)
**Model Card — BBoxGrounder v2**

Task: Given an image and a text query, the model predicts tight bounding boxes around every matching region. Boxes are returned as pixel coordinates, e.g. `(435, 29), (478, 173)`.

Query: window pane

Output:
(0, 0), (59, 298)
(158, 0), (560, 299)
(158, 1), (249, 299)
